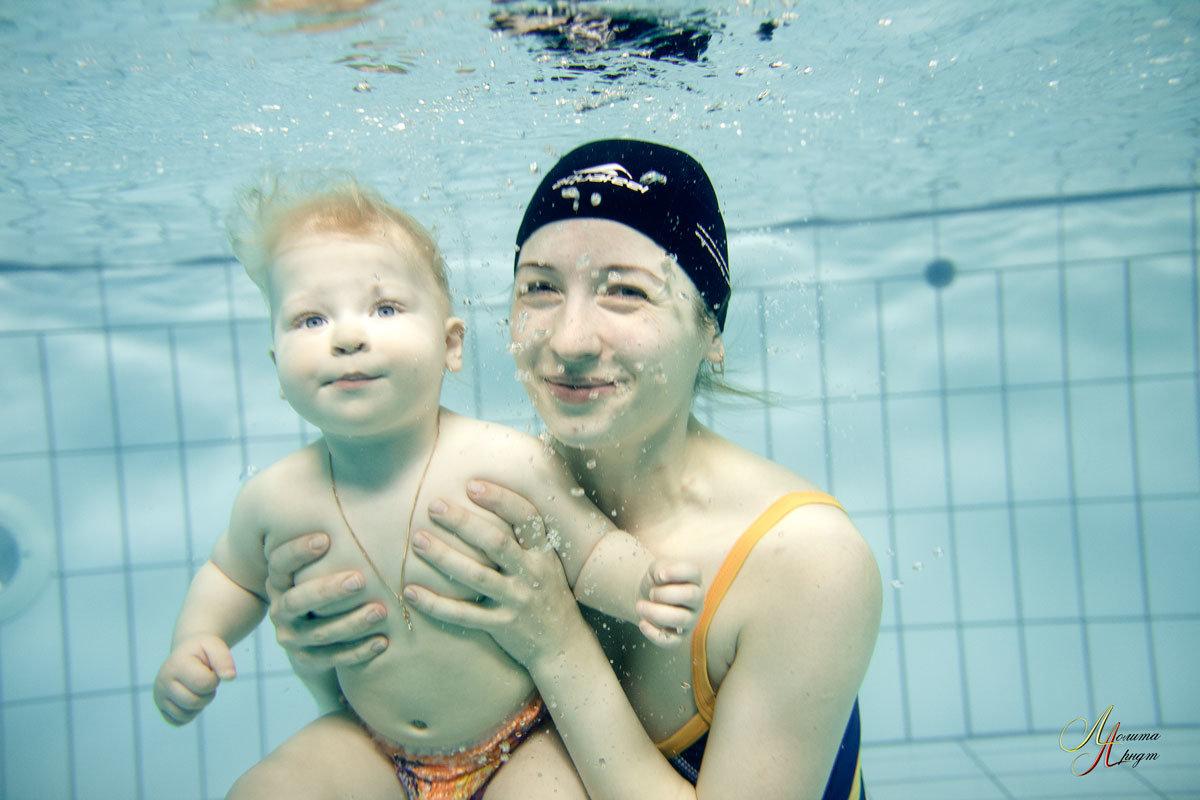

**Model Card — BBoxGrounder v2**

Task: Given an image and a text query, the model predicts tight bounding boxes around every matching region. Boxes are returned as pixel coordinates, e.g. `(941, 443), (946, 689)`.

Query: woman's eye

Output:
(519, 281), (557, 296)
(601, 284), (649, 300)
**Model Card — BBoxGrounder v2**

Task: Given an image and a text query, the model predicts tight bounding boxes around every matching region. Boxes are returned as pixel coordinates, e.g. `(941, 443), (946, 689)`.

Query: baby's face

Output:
(267, 231), (463, 437)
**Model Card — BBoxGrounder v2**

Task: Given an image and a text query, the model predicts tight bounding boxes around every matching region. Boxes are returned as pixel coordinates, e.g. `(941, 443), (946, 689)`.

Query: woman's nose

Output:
(547, 298), (601, 362)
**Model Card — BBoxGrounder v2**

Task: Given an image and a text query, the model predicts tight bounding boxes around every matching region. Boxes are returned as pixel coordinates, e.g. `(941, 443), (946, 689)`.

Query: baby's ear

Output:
(443, 317), (466, 372)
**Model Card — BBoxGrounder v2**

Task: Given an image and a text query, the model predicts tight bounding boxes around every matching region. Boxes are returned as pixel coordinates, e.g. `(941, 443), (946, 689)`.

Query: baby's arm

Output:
(153, 558), (267, 725)
(567, 520), (703, 645)
(153, 483), (270, 725)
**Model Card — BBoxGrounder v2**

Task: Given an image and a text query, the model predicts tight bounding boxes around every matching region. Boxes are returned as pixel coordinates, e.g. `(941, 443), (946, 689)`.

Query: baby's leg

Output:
(482, 723), (588, 800)
(226, 709), (406, 800)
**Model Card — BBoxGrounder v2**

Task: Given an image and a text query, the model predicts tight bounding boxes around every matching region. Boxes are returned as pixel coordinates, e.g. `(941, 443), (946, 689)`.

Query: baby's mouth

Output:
(327, 371), (378, 387)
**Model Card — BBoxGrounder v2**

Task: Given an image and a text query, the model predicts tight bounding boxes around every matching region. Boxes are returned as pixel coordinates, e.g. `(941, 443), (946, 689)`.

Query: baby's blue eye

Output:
(375, 303), (401, 317)
(301, 315), (325, 329)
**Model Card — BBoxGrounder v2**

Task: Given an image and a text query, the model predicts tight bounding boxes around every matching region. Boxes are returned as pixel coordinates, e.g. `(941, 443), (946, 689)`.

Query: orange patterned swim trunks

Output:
(363, 695), (548, 800)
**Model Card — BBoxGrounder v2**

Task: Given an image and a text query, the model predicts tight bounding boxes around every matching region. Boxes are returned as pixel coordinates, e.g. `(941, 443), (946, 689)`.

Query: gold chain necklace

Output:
(327, 417), (440, 632)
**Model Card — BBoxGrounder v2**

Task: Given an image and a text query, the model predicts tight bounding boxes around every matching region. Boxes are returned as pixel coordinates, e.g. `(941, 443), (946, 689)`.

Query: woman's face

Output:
(510, 218), (723, 451)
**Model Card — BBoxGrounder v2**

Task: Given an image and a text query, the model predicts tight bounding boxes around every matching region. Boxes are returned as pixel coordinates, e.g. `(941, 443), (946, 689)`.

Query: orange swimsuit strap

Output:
(656, 491), (846, 756)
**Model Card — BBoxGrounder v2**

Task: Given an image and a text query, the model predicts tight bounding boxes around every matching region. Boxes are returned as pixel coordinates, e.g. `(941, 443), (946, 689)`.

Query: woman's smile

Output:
(542, 375), (621, 404)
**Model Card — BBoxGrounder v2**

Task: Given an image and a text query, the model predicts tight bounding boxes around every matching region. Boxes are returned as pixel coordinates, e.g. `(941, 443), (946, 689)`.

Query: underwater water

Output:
(1, 1), (1198, 798)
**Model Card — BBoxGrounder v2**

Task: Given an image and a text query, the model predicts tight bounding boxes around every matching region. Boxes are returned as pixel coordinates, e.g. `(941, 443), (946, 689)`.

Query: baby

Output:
(152, 173), (699, 798)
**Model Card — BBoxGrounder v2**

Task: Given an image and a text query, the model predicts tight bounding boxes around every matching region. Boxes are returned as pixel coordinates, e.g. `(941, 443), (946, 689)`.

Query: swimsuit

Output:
(654, 491), (867, 799)
(359, 695), (547, 800)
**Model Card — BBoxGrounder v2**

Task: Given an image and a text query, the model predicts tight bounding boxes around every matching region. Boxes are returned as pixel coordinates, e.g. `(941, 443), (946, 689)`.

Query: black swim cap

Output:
(515, 139), (731, 330)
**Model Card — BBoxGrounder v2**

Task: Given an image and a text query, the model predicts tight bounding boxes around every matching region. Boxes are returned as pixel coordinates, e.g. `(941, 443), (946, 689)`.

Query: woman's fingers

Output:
(464, 480), (547, 550)
(265, 533), (331, 594)
(291, 636), (390, 670)
(411, 529), (509, 598)
(402, 583), (499, 630)
(269, 571), (367, 621)
(427, 500), (528, 575)
(268, 573), (389, 667)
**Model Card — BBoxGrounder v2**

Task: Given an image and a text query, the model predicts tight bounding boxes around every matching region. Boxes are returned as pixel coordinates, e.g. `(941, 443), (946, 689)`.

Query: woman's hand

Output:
(264, 532), (390, 670)
(403, 481), (591, 668)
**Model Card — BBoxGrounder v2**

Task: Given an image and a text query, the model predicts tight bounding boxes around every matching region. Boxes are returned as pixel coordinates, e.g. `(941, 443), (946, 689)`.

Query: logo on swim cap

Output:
(551, 162), (653, 194)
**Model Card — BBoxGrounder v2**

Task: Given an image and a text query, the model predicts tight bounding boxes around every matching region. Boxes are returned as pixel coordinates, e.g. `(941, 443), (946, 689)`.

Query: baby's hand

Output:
(153, 635), (237, 726)
(635, 560), (704, 648)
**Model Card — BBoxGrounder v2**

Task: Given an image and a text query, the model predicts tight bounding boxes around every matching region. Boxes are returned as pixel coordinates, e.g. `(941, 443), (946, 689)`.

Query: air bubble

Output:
(891, 579), (904, 589)
(586, 459), (597, 470)
(570, 487), (585, 497)
(561, 186), (580, 211)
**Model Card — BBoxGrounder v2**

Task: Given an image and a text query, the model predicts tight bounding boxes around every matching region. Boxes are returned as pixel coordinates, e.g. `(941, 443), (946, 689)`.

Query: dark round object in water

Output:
(0, 524), (19, 586)
(924, 258), (956, 288)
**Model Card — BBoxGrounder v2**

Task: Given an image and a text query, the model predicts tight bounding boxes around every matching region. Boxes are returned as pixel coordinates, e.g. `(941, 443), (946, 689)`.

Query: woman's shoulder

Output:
(691, 423), (826, 501)
(690, 426), (873, 579)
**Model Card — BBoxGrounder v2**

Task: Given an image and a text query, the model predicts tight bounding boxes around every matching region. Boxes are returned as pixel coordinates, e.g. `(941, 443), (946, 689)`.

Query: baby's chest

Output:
(263, 489), (479, 614)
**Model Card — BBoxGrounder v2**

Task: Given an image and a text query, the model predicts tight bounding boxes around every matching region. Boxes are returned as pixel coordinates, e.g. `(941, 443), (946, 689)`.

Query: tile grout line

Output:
(958, 739), (1018, 800)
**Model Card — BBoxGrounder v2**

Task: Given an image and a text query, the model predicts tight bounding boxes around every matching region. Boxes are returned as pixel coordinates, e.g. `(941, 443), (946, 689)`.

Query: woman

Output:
(268, 139), (882, 799)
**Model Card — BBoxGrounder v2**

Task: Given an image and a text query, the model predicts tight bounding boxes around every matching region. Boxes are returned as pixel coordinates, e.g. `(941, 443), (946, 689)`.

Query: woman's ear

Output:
(704, 332), (725, 366)
(444, 317), (466, 372)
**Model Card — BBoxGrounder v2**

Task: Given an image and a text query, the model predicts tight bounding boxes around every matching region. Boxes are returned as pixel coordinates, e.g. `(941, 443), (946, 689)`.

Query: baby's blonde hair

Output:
(227, 169), (450, 305)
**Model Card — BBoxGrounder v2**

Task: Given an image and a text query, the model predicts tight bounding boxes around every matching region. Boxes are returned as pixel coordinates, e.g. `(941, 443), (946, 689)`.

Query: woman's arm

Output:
(406, 484), (882, 800)
(487, 442), (702, 637)
(402, 487), (694, 800)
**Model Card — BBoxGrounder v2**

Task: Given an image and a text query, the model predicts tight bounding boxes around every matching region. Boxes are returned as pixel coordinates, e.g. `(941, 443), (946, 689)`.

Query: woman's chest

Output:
(603, 521), (751, 742)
